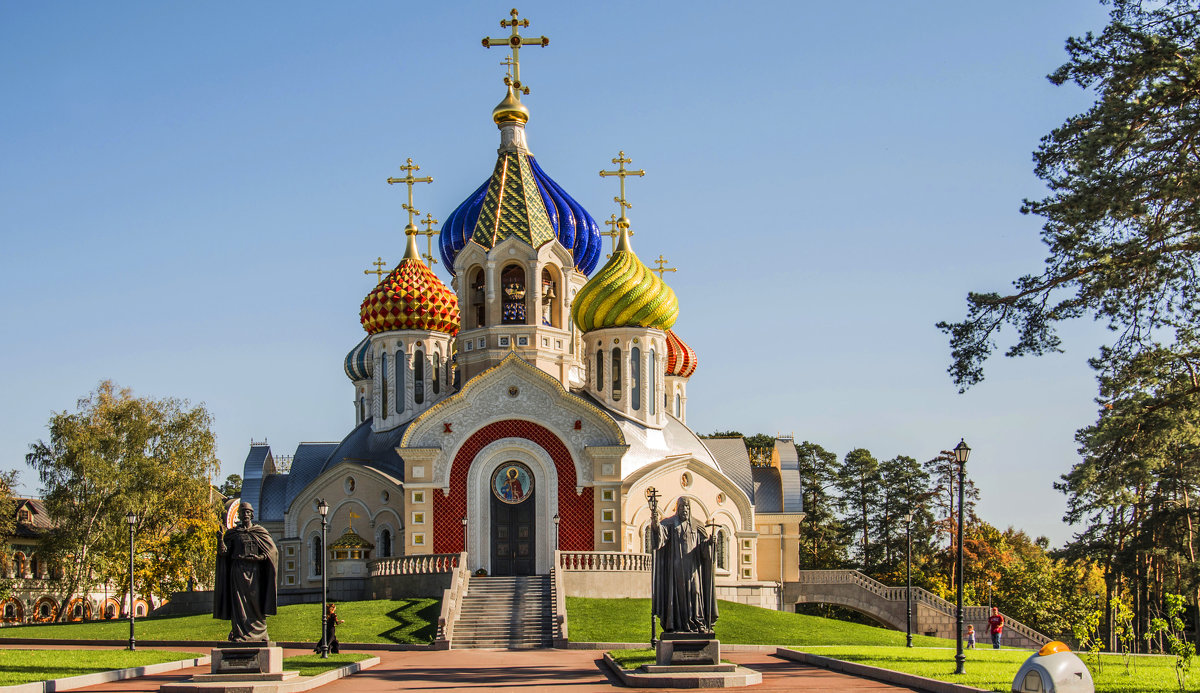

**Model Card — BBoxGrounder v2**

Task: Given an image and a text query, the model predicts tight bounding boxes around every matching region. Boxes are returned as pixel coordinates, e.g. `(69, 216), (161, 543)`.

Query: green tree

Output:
(836, 448), (881, 570)
(25, 381), (221, 618)
(218, 474), (242, 497)
(795, 441), (847, 569)
(937, 0), (1200, 394)
(877, 455), (934, 572)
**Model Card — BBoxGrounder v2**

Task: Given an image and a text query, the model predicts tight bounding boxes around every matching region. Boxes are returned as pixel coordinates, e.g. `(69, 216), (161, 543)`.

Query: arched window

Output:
(380, 353), (389, 417)
(414, 350), (425, 405)
(631, 347), (641, 411)
(540, 268), (560, 328)
(359, 396), (366, 422)
(312, 535), (323, 576)
(13, 553), (25, 577)
(649, 348), (656, 415)
(433, 352), (441, 395)
(596, 348), (604, 391)
(643, 527), (653, 554)
(39, 603), (50, 619)
(471, 267), (486, 328)
(379, 528), (393, 558)
(717, 529), (728, 570)
(135, 603), (145, 617)
(3, 603), (13, 618)
(501, 265), (527, 324)
(396, 349), (406, 414)
(72, 602), (84, 618)
(611, 347), (622, 401)
(29, 556), (38, 579)
(675, 393), (681, 417)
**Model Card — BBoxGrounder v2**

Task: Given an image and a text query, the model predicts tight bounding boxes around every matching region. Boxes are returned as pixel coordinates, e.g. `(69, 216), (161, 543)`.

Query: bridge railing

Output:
(796, 569), (1049, 645)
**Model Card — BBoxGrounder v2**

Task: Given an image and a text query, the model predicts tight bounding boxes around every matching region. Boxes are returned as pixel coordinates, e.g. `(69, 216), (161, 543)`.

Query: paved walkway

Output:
(19, 647), (918, 693)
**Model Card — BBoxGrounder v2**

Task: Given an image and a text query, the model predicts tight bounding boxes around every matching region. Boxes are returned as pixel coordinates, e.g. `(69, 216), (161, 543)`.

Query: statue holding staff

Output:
(213, 502), (279, 642)
(649, 497), (718, 633)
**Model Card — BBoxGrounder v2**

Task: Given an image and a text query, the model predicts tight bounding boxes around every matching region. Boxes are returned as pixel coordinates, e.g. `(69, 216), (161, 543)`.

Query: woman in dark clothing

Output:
(320, 603), (343, 654)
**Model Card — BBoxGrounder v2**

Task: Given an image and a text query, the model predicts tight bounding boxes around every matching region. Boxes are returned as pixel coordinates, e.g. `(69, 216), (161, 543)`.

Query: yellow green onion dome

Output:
(571, 220), (678, 333)
(665, 329), (697, 378)
(360, 227), (460, 336)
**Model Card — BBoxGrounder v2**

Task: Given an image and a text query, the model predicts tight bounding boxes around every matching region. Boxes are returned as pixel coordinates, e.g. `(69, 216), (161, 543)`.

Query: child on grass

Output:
(966, 624), (976, 649)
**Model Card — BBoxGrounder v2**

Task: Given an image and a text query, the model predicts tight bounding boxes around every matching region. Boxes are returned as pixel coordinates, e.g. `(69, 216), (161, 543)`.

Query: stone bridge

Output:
(785, 570), (1050, 650)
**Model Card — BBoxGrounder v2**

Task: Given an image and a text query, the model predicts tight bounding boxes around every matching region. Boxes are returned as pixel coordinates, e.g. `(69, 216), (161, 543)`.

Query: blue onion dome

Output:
(439, 94), (600, 275)
(344, 336), (373, 381)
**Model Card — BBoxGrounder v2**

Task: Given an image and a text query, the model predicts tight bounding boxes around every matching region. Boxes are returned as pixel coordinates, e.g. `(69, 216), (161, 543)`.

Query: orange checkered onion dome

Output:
(360, 235), (460, 336)
(665, 329), (697, 378)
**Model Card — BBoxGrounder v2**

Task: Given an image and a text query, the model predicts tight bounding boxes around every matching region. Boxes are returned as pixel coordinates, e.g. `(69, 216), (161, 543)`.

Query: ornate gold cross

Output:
(418, 212), (440, 266)
(599, 151), (645, 223)
(364, 256), (388, 280)
(386, 158), (433, 228)
(651, 255), (677, 279)
(483, 8), (549, 94)
(602, 213), (634, 257)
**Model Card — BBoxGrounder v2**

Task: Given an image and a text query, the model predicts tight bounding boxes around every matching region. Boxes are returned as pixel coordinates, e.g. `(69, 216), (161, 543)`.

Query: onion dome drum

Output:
(360, 243), (460, 336)
(571, 228), (678, 333)
(665, 329), (698, 378)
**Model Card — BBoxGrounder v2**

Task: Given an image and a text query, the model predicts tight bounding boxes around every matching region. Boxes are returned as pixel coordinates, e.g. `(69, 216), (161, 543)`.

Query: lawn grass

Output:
(801, 646), (1189, 693)
(567, 597), (951, 647)
(282, 653), (373, 676)
(0, 649), (196, 686)
(1, 598), (440, 644)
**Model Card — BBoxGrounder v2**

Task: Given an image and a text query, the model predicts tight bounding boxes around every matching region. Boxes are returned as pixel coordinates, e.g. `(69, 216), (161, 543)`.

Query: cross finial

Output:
(483, 8), (549, 95)
(364, 256), (388, 280)
(418, 212), (440, 266)
(601, 213), (634, 258)
(599, 150), (645, 231)
(651, 255), (677, 279)
(386, 158), (434, 229)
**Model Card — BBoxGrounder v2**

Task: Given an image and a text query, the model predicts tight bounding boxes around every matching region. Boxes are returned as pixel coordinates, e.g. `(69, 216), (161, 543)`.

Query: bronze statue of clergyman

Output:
(650, 497), (718, 633)
(214, 502), (278, 642)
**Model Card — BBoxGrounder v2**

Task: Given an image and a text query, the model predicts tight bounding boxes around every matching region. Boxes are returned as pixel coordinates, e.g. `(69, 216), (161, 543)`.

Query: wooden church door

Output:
(490, 462), (535, 575)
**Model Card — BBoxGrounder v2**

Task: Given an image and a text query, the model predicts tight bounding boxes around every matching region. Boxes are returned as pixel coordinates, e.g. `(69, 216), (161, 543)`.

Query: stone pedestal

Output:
(655, 633), (721, 668)
(190, 646), (299, 683)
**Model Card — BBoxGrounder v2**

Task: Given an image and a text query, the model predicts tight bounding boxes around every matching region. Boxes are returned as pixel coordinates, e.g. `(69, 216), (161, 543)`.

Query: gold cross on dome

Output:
(651, 255), (677, 279)
(386, 158), (433, 228)
(483, 8), (549, 94)
(599, 151), (645, 222)
(364, 256), (388, 280)
(500, 56), (516, 81)
(418, 212), (440, 266)
(602, 213), (634, 257)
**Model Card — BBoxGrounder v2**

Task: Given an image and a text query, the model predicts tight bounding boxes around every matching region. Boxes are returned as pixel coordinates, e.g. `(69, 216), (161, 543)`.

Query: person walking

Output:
(987, 606), (1004, 649)
(322, 603), (344, 654)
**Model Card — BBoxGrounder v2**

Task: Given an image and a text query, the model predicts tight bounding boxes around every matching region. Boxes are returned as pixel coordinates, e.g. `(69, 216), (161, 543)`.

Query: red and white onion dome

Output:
(360, 226), (460, 336)
(665, 329), (697, 378)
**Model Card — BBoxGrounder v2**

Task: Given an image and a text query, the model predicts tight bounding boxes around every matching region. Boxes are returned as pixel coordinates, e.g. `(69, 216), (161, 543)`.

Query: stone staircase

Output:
(451, 575), (553, 649)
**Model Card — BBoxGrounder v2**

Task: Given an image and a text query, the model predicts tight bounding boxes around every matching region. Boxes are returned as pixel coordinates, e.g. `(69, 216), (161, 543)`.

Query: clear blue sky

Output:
(0, 1), (1114, 546)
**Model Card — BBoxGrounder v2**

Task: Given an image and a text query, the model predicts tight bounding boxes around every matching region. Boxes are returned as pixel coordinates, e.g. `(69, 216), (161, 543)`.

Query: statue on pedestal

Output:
(649, 497), (718, 633)
(214, 502), (278, 642)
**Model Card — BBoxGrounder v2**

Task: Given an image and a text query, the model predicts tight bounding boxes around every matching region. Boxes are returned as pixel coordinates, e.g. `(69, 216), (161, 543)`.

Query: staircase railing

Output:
(796, 569), (1049, 645)
(432, 552), (470, 648)
(551, 551), (568, 646)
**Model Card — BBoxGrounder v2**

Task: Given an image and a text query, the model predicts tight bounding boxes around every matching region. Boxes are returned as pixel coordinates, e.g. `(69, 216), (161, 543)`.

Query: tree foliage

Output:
(938, 0), (1200, 392)
(25, 381), (221, 618)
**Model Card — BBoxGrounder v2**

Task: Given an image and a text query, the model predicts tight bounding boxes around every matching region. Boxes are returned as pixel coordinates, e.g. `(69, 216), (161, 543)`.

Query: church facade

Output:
(238, 10), (804, 608)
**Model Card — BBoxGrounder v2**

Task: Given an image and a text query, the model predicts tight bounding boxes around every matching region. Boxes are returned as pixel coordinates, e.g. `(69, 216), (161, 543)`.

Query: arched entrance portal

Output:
(489, 461), (535, 575)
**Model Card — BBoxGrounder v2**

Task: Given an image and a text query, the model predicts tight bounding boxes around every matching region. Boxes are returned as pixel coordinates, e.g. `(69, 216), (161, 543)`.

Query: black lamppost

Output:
(126, 511), (137, 651)
(903, 511), (913, 648)
(317, 499), (329, 659)
(552, 513), (560, 551)
(645, 486), (660, 647)
(953, 439), (971, 675)
(987, 580), (993, 611)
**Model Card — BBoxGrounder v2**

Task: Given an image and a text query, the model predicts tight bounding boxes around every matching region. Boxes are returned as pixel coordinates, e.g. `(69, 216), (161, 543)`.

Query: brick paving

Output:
(5, 646), (920, 693)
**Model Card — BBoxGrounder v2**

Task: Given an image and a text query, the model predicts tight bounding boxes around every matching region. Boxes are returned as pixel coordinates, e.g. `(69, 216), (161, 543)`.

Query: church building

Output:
(238, 10), (804, 610)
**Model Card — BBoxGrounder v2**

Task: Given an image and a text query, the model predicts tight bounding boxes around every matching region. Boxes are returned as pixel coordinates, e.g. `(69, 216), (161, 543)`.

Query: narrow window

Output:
(631, 346), (641, 411)
(611, 347), (622, 401)
(380, 353), (389, 417)
(717, 530), (728, 570)
(596, 348), (604, 391)
(359, 396), (366, 422)
(414, 350), (425, 404)
(675, 393), (681, 417)
(380, 529), (392, 558)
(649, 348), (656, 415)
(433, 352), (441, 394)
(471, 268), (486, 328)
(501, 265), (527, 324)
(312, 536), (323, 576)
(397, 350), (406, 414)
